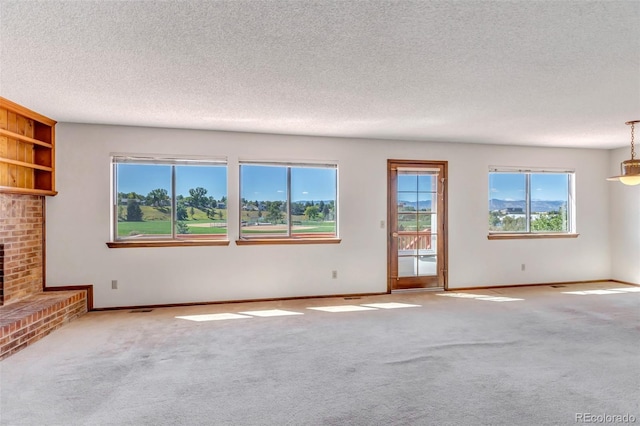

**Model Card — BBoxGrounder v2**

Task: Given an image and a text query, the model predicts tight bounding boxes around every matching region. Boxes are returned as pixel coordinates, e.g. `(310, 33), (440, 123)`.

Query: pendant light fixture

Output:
(607, 120), (640, 186)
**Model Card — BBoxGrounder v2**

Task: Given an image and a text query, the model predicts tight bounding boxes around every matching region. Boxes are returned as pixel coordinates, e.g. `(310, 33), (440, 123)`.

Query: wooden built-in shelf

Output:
(0, 157), (53, 172)
(0, 129), (53, 149)
(0, 186), (57, 196)
(0, 97), (56, 196)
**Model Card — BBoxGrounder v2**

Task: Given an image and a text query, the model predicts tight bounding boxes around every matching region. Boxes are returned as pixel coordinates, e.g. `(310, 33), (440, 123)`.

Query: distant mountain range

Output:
(489, 199), (566, 212)
(398, 200), (432, 210)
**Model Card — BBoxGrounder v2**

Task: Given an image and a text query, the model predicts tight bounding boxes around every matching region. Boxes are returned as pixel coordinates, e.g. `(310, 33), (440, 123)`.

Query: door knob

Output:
(392, 232), (398, 237)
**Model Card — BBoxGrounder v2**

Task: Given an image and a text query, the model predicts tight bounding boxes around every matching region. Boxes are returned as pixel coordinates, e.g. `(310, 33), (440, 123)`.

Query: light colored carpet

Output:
(1, 282), (639, 425)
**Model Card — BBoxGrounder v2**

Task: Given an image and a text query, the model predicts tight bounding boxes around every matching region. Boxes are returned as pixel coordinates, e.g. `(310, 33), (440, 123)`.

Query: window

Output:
(488, 168), (575, 235)
(239, 162), (338, 240)
(112, 156), (227, 244)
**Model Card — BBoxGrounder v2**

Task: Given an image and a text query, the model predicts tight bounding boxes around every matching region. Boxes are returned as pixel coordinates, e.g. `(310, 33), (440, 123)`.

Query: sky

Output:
(489, 173), (569, 201)
(117, 164), (337, 202)
(397, 173), (436, 204)
(241, 165), (336, 202)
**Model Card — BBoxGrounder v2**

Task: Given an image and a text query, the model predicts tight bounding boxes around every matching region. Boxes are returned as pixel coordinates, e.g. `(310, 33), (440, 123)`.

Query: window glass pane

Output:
(175, 165), (227, 239)
(530, 174), (569, 233)
(116, 164), (172, 239)
(397, 174), (417, 192)
(417, 174), (437, 192)
(417, 192), (434, 212)
(488, 173), (526, 232)
(240, 165), (288, 237)
(398, 212), (417, 232)
(291, 167), (337, 237)
(417, 213), (434, 234)
(398, 192), (418, 212)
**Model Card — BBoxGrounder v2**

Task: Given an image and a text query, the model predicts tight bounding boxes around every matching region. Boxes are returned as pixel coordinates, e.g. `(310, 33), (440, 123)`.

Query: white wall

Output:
(609, 147), (640, 284)
(46, 124), (611, 308)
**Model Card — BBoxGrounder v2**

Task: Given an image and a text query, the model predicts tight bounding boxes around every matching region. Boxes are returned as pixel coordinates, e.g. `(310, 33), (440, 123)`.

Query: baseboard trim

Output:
(80, 279), (640, 311)
(43, 285), (94, 311)
(91, 291), (387, 311)
(449, 279), (612, 292)
(609, 279), (640, 287)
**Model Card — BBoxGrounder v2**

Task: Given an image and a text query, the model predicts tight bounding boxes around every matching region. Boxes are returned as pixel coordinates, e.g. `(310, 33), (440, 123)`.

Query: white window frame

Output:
(111, 154), (228, 243)
(488, 166), (576, 236)
(238, 160), (339, 241)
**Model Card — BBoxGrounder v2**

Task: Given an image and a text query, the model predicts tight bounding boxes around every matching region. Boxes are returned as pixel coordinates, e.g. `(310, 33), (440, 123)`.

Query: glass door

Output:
(388, 160), (447, 290)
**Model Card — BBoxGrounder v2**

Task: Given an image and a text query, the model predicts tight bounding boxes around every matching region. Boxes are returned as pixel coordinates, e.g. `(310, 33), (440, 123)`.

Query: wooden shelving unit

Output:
(0, 97), (57, 196)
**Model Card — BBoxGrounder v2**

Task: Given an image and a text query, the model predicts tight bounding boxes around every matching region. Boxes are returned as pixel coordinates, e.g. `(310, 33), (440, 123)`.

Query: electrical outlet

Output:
(521, 264), (525, 272)
(332, 270), (338, 279)
(111, 279), (118, 289)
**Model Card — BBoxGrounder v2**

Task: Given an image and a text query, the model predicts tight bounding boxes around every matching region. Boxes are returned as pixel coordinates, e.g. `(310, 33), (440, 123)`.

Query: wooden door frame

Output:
(387, 159), (448, 292)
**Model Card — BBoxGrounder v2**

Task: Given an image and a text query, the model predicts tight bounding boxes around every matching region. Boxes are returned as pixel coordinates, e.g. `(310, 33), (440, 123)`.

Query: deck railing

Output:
(398, 229), (432, 251)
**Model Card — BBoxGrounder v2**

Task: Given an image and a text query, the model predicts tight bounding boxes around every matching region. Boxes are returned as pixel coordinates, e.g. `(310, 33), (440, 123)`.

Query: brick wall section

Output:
(0, 291), (88, 359)
(0, 244), (4, 303)
(0, 193), (44, 305)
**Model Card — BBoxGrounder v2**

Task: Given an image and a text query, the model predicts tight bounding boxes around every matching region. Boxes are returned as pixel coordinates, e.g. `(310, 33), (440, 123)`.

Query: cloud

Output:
(302, 191), (309, 194)
(491, 188), (499, 193)
(276, 190), (284, 193)
(536, 188), (543, 191)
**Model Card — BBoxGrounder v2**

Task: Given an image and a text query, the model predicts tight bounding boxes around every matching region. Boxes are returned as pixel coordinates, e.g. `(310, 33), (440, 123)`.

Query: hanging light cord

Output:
(631, 122), (636, 160)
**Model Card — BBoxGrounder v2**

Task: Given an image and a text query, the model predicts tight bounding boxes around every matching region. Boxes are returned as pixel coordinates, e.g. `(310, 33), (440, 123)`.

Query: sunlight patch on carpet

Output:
(307, 305), (378, 313)
(436, 293), (523, 302)
(239, 309), (304, 317)
(475, 297), (524, 302)
(609, 287), (640, 292)
(437, 293), (491, 299)
(176, 313), (251, 322)
(563, 289), (627, 295)
(361, 303), (421, 309)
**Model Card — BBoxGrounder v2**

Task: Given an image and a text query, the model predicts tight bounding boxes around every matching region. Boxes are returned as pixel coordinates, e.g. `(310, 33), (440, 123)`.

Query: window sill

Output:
(106, 240), (230, 248)
(236, 238), (342, 245)
(487, 233), (579, 240)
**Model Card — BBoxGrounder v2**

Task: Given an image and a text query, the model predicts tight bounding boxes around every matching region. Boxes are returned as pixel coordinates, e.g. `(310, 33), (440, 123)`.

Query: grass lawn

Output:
(118, 221), (226, 236)
(120, 206), (227, 222)
(240, 221), (336, 235)
(118, 218), (334, 237)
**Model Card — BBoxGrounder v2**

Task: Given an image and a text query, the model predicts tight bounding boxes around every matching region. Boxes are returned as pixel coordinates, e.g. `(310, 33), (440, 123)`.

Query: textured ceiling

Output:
(1, 1), (639, 149)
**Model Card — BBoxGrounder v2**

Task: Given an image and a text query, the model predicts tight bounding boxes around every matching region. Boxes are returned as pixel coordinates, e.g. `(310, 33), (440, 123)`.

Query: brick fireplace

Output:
(0, 243), (4, 303)
(0, 193), (90, 359)
(0, 193), (44, 306)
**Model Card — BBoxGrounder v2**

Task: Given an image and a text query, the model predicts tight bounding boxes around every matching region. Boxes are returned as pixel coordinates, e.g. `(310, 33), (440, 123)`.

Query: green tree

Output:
(176, 221), (190, 234)
(321, 204), (330, 219)
(208, 196), (217, 209)
(126, 199), (143, 221)
(146, 188), (169, 207)
(501, 215), (525, 232)
(176, 201), (187, 220)
(189, 206), (195, 218)
(291, 202), (305, 215)
(531, 209), (565, 232)
(188, 187), (208, 210)
(266, 201), (284, 224)
(127, 192), (145, 203)
(488, 211), (502, 230)
(304, 205), (320, 220)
